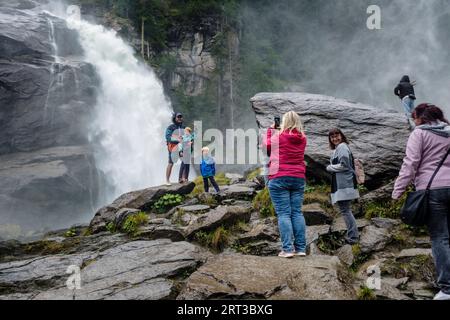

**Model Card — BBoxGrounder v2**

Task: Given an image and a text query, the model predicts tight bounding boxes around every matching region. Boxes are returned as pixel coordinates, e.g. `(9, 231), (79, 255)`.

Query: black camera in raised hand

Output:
(274, 116), (281, 129)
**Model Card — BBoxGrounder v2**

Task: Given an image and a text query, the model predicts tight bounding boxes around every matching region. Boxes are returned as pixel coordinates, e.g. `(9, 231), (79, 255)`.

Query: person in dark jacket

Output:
(394, 75), (416, 128)
(165, 112), (185, 186)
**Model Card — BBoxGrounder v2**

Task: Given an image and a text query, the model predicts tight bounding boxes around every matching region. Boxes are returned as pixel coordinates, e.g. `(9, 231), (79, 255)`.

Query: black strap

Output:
(426, 146), (450, 190)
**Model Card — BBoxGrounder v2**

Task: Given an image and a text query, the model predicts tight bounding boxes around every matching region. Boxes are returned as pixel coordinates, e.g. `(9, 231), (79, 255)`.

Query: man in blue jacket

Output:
(165, 112), (185, 185)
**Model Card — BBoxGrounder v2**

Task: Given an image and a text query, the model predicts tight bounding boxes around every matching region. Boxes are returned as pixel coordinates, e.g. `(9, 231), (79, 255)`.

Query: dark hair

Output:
(412, 103), (449, 125)
(328, 128), (349, 150)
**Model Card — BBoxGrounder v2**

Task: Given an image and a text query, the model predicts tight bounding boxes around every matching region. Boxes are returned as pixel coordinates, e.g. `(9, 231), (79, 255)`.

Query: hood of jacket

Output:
(400, 75), (410, 83)
(418, 121), (450, 138)
(202, 155), (215, 165)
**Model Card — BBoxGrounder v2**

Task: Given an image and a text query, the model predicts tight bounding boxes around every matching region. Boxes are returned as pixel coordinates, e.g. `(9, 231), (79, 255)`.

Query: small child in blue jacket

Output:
(200, 147), (220, 193)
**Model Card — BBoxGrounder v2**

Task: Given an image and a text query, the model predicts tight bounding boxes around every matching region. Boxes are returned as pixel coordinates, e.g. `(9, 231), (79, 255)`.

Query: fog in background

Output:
(239, 0), (450, 117)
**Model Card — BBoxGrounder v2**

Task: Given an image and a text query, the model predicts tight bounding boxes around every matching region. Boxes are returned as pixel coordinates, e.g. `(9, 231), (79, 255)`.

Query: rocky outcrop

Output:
(0, 3), (102, 233)
(0, 147), (101, 231)
(0, 174), (440, 300)
(251, 93), (410, 189)
(303, 203), (333, 226)
(219, 185), (256, 201)
(359, 225), (392, 253)
(178, 254), (356, 300)
(184, 205), (252, 239)
(169, 32), (217, 96)
(0, 239), (208, 300)
(89, 182), (195, 234)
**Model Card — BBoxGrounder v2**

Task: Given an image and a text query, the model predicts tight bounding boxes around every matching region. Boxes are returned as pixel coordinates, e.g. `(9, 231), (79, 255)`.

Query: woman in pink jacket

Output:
(264, 111), (307, 258)
(392, 103), (450, 300)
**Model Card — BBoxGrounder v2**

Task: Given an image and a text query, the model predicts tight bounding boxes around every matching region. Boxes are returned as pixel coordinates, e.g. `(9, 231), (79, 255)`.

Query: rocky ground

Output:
(0, 172), (437, 300)
(0, 92), (438, 300)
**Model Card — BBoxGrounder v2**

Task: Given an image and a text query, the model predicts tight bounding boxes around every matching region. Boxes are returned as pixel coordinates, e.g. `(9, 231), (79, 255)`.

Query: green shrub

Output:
(350, 244), (371, 272)
(191, 172), (231, 196)
(64, 228), (77, 238)
(253, 188), (275, 218)
(121, 212), (149, 235)
(303, 184), (333, 212)
(106, 222), (116, 233)
(317, 233), (344, 254)
(381, 255), (435, 283)
(153, 194), (184, 213)
(357, 286), (376, 300)
(194, 227), (229, 252)
(363, 188), (409, 219)
(246, 167), (262, 181)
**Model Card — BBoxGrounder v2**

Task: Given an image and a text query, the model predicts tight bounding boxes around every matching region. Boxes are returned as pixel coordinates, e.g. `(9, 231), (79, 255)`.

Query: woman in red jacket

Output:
(264, 111), (307, 258)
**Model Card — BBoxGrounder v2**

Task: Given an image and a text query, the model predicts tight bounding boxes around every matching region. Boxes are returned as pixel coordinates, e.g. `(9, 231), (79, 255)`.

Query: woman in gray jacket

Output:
(326, 128), (360, 244)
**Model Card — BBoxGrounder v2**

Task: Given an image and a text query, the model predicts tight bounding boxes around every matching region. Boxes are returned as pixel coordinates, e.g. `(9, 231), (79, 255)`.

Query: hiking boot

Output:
(434, 291), (450, 300)
(278, 251), (294, 258)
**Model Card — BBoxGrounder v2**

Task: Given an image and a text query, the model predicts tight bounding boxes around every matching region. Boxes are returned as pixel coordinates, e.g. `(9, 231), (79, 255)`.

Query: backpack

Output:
(348, 149), (365, 185)
(353, 158), (365, 185)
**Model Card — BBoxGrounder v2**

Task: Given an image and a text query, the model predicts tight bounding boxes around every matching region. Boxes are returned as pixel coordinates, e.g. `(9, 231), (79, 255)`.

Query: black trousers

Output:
(179, 163), (190, 182)
(428, 188), (450, 294)
(203, 176), (220, 192)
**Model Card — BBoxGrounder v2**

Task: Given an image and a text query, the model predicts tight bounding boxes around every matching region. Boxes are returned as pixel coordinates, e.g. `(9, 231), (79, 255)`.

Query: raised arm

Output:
(392, 131), (423, 199)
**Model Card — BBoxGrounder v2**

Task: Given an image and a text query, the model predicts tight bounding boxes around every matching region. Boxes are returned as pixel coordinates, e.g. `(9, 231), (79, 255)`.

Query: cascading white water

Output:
(66, 17), (173, 201)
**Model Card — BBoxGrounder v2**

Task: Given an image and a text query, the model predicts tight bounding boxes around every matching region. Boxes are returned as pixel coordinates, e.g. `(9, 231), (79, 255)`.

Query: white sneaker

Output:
(294, 251), (306, 257)
(433, 291), (450, 300)
(165, 181), (172, 186)
(278, 251), (294, 258)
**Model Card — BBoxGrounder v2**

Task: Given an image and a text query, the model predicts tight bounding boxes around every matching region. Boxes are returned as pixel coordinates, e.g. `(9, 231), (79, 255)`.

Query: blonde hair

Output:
(185, 127), (192, 133)
(280, 111), (304, 134)
(201, 146), (210, 153)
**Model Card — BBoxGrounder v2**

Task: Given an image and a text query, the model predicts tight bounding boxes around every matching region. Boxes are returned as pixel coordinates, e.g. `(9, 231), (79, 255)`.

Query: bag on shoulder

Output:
(353, 158), (365, 185)
(400, 146), (450, 226)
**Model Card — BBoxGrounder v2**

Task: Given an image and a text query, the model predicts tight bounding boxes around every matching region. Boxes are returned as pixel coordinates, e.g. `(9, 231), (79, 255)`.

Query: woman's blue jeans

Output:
(268, 177), (306, 253)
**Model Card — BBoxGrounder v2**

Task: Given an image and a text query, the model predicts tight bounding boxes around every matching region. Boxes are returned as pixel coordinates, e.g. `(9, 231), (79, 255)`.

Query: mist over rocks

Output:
(251, 92), (410, 189)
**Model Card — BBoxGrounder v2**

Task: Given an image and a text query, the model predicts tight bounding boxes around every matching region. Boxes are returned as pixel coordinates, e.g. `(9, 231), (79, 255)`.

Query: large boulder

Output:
(0, 239), (207, 300)
(184, 205), (252, 239)
(178, 253), (356, 300)
(359, 225), (393, 253)
(251, 93), (410, 189)
(89, 182), (195, 234)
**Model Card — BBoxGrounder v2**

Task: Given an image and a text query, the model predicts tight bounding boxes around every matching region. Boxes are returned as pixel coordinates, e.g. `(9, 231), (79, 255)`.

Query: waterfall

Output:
(65, 17), (173, 202)
(46, 17), (60, 63)
(43, 14), (60, 128)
